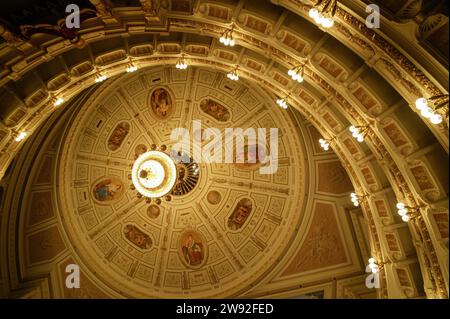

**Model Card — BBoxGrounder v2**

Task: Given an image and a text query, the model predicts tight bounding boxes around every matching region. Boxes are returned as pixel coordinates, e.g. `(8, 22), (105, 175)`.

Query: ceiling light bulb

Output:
(219, 36), (225, 43)
(415, 98), (428, 110)
(398, 208), (408, 216)
(349, 125), (356, 133)
(314, 14), (324, 25)
(421, 107), (433, 118)
(357, 135), (364, 142)
(430, 113), (443, 124)
(15, 132), (27, 142)
(309, 7), (319, 19)
(229, 39), (235, 46)
(401, 215), (410, 222)
(321, 17), (334, 28)
(126, 64), (138, 73)
(296, 75), (304, 83)
(95, 74), (107, 83)
(396, 202), (405, 209)
(368, 257), (375, 264)
(54, 97), (64, 106)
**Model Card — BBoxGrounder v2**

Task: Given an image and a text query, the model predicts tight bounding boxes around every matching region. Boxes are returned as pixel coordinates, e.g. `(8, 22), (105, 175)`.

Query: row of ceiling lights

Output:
(349, 191), (421, 224)
(12, 2), (446, 143)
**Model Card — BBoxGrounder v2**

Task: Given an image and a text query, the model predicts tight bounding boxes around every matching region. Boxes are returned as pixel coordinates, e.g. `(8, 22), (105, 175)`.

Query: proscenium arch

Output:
(0, 0), (447, 298)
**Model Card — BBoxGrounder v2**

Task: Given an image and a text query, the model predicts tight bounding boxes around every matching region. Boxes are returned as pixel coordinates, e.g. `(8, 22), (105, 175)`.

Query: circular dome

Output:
(57, 66), (307, 298)
(131, 150), (177, 198)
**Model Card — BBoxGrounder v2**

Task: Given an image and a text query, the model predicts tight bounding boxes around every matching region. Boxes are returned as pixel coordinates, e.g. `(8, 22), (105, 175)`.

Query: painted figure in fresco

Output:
(151, 88), (172, 118)
(228, 198), (252, 230)
(108, 122), (130, 151)
(93, 179), (122, 202)
(200, 99), (230, 122)
(124, 225), (152, 249)
(182, 234), (204, 266)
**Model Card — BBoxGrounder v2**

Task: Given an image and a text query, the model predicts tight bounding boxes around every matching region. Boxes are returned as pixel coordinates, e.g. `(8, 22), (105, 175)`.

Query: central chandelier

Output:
(130, 145), (201, 204)
(131, 148), (177, 202)
(309, 0), (337, 29)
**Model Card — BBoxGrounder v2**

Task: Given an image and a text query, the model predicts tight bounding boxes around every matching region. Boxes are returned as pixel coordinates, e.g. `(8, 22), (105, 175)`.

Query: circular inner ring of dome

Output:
(132, 150), (177, 198)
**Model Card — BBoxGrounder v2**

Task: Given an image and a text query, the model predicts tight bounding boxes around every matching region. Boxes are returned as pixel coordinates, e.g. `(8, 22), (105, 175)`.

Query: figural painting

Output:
(150, 87), (173, 119)
(179, 230), (207, 268)
(91, 177), (125, 205)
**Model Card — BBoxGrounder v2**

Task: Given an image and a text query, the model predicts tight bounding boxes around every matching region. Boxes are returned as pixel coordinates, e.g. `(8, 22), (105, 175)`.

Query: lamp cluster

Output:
(227, 68), (239, 81)
(95, 73), (108, 83)
(396, 202), (418, 222)
(367, 257), (380, 273)
(319, 138), (330, 151)
(219, 28), (235, 47)
(126, 63), (138, 73)
(276, 96), (289, 109)
(350, 192), (363, 207)
(53, 97), (64, 106)
(309, 0), (337, 29)
(287, 64), (305, 83)
(349, 125), (368, 143)
(175, 55), (188, 70)
(415, 97), (447, 125)
(15, 132), (27, 142)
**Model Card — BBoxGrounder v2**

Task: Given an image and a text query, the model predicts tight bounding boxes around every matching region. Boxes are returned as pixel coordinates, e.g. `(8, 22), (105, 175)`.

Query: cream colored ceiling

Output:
(1, 66), (372, 298)
(58, 66), (309, 298)
(0, 0), (448, 299)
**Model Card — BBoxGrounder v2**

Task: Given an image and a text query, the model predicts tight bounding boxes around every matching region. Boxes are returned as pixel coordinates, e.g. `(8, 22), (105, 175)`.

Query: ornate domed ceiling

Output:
(57, 66), (307, 297)
(0, 0), (448, 299)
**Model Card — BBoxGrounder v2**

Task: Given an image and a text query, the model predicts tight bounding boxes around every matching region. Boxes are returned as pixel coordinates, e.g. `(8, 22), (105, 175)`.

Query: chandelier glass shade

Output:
(131, 150), (178, 198)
